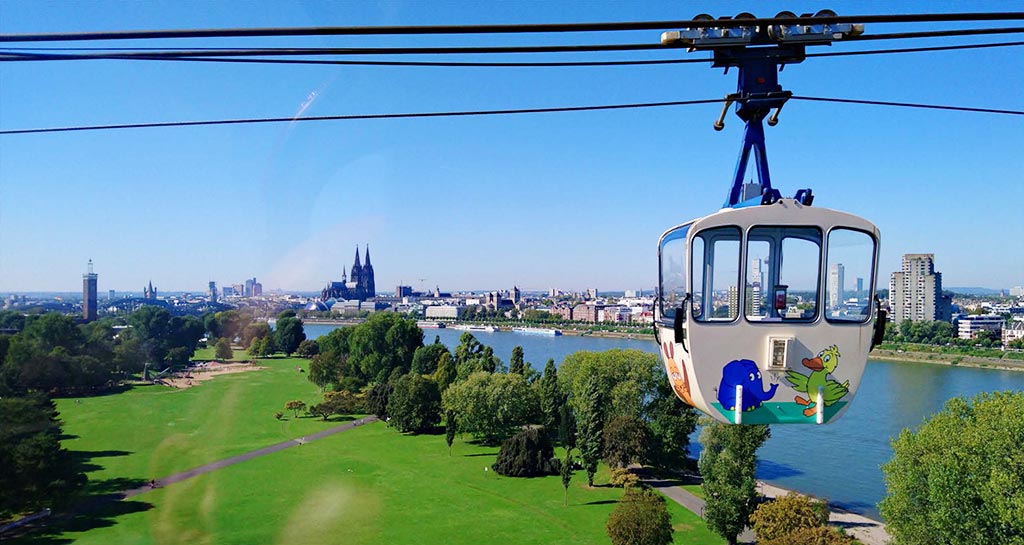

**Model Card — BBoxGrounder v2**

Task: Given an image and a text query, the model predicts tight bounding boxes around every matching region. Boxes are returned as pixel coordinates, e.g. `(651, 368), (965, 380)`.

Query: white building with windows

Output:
(889, 254), (953, 322)
(957, 314), (1004, 340)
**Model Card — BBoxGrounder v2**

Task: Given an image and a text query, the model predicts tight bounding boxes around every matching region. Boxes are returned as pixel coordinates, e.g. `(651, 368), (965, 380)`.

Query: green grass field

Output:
(20, 356), (723, 545)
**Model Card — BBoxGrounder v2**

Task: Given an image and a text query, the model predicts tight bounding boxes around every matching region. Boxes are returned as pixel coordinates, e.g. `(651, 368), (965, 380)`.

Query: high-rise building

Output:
(829, 263), (845, 309)
(108, 289), (116, 300)
(244, 278), (255, 297)
(82, 259), (98, 322)
(889, 254), (953, 322)
(856, 277), (864, 296)
(209, 281), (218, 303)
(253, 281), (263, 297)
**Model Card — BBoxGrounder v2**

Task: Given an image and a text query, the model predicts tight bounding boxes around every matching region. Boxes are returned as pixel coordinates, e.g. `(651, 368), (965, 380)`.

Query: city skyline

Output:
(2, 1), (1022, 292)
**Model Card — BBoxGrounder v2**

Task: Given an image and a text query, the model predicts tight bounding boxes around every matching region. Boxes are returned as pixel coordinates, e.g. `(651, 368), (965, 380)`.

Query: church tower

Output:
(361, 244), (376, 299)
(350, 246), (363, 295)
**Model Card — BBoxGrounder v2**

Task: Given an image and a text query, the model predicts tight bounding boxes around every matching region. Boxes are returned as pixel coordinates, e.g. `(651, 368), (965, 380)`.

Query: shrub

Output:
(608, 467), (640, 488)
(492, 427), (560, 477)
(296, 339), (319, 358)
(606, 486), (673, 545)
(760, 525), (856, 545)
(749, 493), (830, 541)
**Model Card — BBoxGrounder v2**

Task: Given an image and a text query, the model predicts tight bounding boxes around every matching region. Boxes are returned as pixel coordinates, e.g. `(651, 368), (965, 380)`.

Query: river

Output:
(305, 323), (1024, 519)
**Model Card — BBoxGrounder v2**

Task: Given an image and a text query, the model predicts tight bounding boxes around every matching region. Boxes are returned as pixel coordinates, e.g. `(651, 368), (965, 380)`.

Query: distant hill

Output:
(947, 287), (1003, 296)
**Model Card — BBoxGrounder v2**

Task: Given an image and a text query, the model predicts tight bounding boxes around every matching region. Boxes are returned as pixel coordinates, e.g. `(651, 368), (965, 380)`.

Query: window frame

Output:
(690, 225), (743, 324)
(823, 226), (878, 325)
(658, 223), (692, 327)
(743, 225), (824, 324)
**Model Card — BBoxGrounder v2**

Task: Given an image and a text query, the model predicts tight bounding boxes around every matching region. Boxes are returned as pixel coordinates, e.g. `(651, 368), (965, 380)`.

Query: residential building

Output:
(889, 254), (952, 322)
(1003, 321), (1024, 346)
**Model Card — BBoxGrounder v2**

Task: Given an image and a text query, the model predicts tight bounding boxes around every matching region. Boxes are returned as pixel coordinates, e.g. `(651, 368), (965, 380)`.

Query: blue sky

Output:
(1, 1), (1022, 294)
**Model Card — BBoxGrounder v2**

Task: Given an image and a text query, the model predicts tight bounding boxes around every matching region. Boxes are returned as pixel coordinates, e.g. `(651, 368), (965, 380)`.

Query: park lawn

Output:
(41, 421), (723, 545)
(192, 345), (258, 362)
(54, 356), (329, 488)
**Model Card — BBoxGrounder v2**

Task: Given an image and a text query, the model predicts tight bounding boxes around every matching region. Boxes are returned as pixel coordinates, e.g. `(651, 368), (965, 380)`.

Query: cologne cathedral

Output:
(320, 246), (376, 302)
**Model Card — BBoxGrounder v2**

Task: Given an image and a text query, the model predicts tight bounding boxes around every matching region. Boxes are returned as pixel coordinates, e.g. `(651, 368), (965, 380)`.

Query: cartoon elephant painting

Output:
(717, 359), (778, 412)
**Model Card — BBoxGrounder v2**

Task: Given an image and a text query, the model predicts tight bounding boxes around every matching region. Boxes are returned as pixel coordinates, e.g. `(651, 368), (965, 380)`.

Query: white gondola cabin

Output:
(655, 199), (882, 424)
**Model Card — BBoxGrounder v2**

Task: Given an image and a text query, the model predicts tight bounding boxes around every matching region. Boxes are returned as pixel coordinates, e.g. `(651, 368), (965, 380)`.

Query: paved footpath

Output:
(641, 471), (890, 545)
(124, 415), (379, 498)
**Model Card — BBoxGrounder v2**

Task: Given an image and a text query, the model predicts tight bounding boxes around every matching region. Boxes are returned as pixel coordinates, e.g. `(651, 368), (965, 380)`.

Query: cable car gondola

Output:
(654, 12), (886, 425)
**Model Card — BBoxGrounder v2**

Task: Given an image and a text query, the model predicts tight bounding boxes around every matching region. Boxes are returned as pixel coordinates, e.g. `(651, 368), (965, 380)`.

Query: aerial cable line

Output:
(3, 12), (1024, 42)
(790, 96), (1024, 116)
(7, 25), (1024, 53)
(3, 95), (1021, 137)
(5, 40), (1024, 67)
(0, 98), (725, 135)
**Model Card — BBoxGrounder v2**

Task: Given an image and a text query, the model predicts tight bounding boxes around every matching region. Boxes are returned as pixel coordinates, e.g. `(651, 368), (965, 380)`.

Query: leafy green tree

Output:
(367, 381), (393, 419)
(558, 403), (577, 450)
(0, 394), (86, 517)
(248, 337), (264, 358)
(411, 343), (451, 375)
(699, 420), (771, 545)
(749, 494), (830, 542)
(347, 313), (423, 382)
(605, 486), (674, 545)
(445, 410), (456, 456)
(454, 332), (484, 365)
(441, 371), (539, 444)
(880, 391), (1024, 545)
(561, 449), (573, 506)
(577, 376), (604, 486)
(539, 359), (563, 433)
(388, 373), (441, 434)
(214, 337), (233, 360)
(258, 333), (277, 357)
(492, 427), (560, 477)
(433, 351), (456, 392)
(296, 339), (319, 358)
(241, 321), (271, 349)
(647, 379), (699, 470)
(284, 400), (307, 418)
(510, 346), (525, 375)
(603, 414), (652, 469)
(308, 351), (342, 391)
(308, 390), (361, 421)
(316, 326), (351, 359)
(274, 314), (306, 356)
(559, 349), (661, 427)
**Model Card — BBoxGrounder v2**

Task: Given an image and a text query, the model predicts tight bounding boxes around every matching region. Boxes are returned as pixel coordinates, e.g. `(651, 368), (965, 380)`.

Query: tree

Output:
(559, 349), (661, 428)
(347, 313), (423, 383)
(296, 339), (319, 358)
(388, 373), (441, 434)
(445, 410), (456, 456)
(248, 337), (264, 358)
(308, 351), (342, 391)
(441, 371), (540, 444)
(411, 343), (450, 375)
(241, 321), (271, 349)
(214, 337), (233, 360)
(366, 381), (393, 419)
(561, 449), (573, 506)
(308, 390), (361, 421)
(603, 414), (651, 469)
(760, 526), (856, 545)
(274, 314), (306, 356)
(880, 391), (1024, 545)
(605, 486), (674, 545)
(0, 394), (86, 517)
(433, 351), (456, 392)
(749, 494), (830, 542)
(647, 379), (699, 471)
(510, 345), (525, 375)
(258, 334), (277, 357)
(699, 420), (771, 545)
(577, 376), (604, 486)
(491, 427), (560, 477)
(284, 400), (307, 418)
(539, 359), (563, 434)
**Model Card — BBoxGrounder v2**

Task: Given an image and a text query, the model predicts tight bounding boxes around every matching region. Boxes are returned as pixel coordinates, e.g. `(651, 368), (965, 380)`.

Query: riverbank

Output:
(870, 348), (1024, 372)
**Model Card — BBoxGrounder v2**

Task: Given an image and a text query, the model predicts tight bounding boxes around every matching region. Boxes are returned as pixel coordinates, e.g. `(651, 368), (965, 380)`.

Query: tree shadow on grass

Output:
(462, 452), (499, 458)
(69, 449), (132, 476)
(582, 499), (619, 506)
(6, 478), (153, 545)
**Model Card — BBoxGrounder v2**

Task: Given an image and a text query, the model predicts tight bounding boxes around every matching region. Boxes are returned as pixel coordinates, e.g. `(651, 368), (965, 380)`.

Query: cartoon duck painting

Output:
(785, 345), (850, 418)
